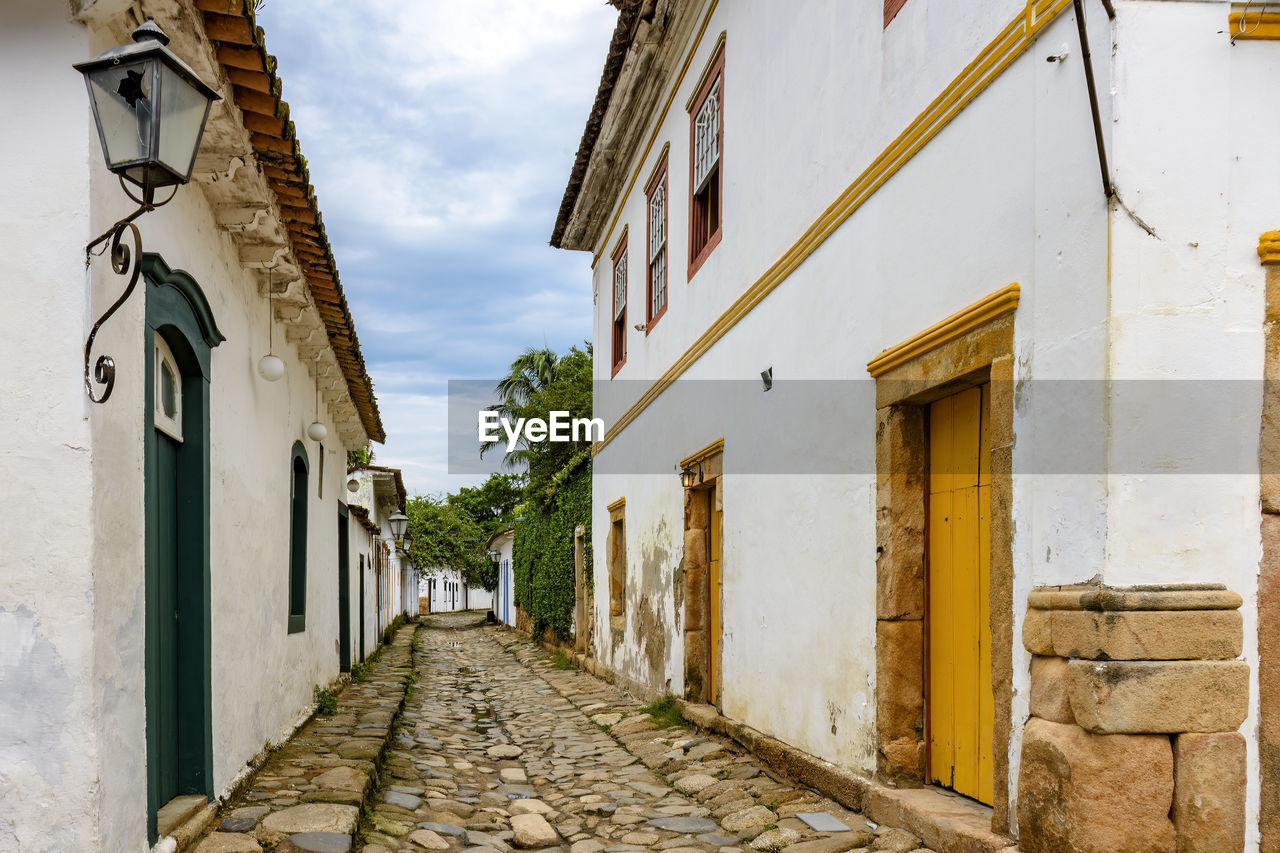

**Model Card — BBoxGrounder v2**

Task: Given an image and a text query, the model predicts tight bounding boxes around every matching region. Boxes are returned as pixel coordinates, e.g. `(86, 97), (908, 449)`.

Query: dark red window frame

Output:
(610, 235), (628, 377)
(645, 154), (669, 334)
(688, 43), (724, 280)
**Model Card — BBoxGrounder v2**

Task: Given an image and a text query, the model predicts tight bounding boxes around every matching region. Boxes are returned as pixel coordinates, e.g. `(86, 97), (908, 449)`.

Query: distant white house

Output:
(420, 568), (490, 613)
(488, 528), (516, 626)
(345, 465), (417, 656)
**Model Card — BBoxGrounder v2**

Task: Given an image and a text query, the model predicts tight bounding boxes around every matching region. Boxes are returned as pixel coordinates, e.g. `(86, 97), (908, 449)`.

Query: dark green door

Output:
(338, 506), (351, 672)
(143, 256), (222, 843)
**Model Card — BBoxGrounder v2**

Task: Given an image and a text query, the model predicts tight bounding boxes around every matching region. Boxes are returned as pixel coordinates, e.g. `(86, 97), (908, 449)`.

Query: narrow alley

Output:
(354, 615), (935, 853)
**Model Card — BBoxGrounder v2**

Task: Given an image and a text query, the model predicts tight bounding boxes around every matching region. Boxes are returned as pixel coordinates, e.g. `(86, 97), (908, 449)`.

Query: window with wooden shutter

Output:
(689, 43), (724, 278)
(646, 154), (668, 330)
(611, 236), (627, 375)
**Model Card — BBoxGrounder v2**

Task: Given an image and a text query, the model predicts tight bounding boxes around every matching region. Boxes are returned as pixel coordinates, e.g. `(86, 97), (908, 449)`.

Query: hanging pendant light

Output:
(258, 264), (284, 381)
(308, 353), (328, 441)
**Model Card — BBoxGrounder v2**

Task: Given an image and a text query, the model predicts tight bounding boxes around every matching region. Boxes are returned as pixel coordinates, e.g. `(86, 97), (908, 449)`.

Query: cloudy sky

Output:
(255, 1), (616, 497)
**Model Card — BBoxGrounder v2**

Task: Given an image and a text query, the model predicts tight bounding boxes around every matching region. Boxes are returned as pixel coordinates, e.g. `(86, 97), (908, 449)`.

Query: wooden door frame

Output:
(142, 255), (223, 843)
(680, 439), (723, 705)
(868, 285), (1017, 832)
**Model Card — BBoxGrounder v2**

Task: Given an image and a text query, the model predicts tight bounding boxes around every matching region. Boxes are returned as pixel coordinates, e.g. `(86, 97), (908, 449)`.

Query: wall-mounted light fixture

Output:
(680, 461), (704, 489)
(76, 18), (220, 403)
(307, 353), (327, 441)
(388, 510), (409, 544)
(258, 263), (284, 381)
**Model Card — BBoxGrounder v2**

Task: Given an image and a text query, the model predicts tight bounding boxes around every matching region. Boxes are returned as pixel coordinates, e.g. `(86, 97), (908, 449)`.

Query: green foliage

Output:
(446, 472), (524, 538)
(350, 661), (370, 682)
(313, 685), (338, 716)
(346, 445), (375, 469)
(638, 695), (687, 730)
(512, 456), (591, 639)
(406, 496), (495, 590)
(483, 343), (594, 501)
(549, 649), (576, 670)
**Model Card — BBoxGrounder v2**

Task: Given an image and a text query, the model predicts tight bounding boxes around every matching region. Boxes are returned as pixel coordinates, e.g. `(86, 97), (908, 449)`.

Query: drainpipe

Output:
(1073, 0), (1114, 199)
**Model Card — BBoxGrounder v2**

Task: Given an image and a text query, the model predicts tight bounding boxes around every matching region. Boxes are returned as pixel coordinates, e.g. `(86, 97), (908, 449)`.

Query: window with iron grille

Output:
(689, 44), (724, 277)
(646, 156), (668, 329)
(611, 237), (627, 374)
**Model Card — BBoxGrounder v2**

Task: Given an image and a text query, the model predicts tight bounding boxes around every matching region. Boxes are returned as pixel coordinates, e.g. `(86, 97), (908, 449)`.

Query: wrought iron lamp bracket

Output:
(82, 185), (176, 403)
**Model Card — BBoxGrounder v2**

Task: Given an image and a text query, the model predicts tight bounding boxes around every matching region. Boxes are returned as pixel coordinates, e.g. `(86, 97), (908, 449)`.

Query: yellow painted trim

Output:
(680, 437), (724, 470)
(592, 0), (722, 268)
(591, 0), (1071, 456)
(1260, 230), (1280, 265)
(684, 31), (728, 113)
(606, 496), (626, 513)
(1229, 8), (1280, 40)
(866, 284), (1021, 377)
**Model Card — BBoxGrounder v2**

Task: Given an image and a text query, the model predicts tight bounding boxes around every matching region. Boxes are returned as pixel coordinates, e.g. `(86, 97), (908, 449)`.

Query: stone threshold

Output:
(516, 632), (1021, 853)
(185, 622), (420, 853)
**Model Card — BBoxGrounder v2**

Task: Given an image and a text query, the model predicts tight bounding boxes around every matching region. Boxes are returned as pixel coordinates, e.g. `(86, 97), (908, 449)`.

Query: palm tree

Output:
(481, 347), (560, 463)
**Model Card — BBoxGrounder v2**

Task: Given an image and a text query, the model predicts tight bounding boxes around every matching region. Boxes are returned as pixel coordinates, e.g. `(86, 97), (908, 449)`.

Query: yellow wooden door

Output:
(707, 485), (723, 706)
(927, 384), (993, 804)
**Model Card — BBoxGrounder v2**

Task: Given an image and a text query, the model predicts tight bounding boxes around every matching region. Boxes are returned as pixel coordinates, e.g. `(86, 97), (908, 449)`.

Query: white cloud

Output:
(258, 1), (614, 495)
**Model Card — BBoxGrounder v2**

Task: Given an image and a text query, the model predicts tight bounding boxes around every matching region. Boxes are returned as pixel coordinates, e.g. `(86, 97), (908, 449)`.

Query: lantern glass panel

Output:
(157, 63), (212, 180)
(86, 59), (156, 169)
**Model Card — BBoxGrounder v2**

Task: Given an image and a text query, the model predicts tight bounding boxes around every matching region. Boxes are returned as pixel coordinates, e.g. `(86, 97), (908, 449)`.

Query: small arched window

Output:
(154, 334), (183, 442)
(288, 441), (309, 633)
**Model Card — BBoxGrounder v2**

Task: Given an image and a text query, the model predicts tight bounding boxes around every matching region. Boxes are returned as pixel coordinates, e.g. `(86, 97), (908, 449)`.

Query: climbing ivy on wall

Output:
(513, 452), (592, 640)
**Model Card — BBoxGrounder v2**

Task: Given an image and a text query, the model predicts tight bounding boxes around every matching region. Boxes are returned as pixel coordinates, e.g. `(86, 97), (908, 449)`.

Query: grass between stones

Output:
(639, 695), (687, 729)
(549, 649), (577, 669)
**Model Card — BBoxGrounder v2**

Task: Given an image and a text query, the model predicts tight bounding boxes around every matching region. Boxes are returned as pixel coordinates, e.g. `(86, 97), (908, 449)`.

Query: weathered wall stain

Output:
(631, 517), (674, 686)
(0, 605), (73, 788)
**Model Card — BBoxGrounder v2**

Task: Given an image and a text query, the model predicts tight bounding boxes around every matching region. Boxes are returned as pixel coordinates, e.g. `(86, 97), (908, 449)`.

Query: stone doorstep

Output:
(511, 628), (1020, 853)
(170, 801), (219, 853)
(159, 795), (211, 838)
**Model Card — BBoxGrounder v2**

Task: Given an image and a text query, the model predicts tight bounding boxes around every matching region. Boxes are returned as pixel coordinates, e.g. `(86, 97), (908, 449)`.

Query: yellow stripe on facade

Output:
(1229, 8), (1280, 40)
(593, 0), (1073, 456)
(679, 438), (724, 470)
(866, 284), (1021, 377)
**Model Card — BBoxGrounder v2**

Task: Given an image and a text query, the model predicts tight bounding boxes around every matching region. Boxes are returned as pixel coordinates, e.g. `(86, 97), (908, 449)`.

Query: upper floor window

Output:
(646, 155), (668, 330)
(611, 236), (628, 375)
(689, 42), (724, 277)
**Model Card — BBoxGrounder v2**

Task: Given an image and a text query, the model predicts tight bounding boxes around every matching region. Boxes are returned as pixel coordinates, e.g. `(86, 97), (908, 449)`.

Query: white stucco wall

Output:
(581, 0), (1272, 840)
(0, 3), (97, 851)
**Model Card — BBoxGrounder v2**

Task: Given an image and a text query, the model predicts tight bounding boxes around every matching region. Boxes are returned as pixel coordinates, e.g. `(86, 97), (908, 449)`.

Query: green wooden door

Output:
(153, 432), (181, 805)
(142, 256), (222, 843)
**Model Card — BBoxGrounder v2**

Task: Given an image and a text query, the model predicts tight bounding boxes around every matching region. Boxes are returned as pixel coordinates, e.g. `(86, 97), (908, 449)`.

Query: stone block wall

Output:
(1016, 584), (1247, 853)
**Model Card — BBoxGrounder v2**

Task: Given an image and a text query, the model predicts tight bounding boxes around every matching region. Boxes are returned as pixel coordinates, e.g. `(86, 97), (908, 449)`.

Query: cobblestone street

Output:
(358, 615), (934, 853)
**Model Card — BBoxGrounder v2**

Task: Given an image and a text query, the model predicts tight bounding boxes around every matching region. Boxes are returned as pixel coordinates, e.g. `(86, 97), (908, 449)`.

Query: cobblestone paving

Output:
(192, 623), (417, 853)
(359, 614), (934, 853)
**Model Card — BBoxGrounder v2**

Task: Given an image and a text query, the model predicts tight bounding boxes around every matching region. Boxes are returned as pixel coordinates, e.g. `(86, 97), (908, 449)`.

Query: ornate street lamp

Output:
(388, 510), (409, 544)
(74, 18), (220, 403)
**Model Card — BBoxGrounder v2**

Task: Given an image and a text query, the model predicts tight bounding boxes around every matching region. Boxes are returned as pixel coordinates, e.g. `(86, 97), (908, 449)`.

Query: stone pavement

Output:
(190, 623), (417, 853)
(357, 614), (935, 853)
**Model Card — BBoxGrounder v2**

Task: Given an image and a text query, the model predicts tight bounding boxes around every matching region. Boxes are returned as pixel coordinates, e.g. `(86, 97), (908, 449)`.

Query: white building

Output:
(553, 1), (1280, 850)
(421, 568), (492, 614)
(345, 465), (418, 659)
(489, 528), (516, 626)
(0, 1), (396, 850)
